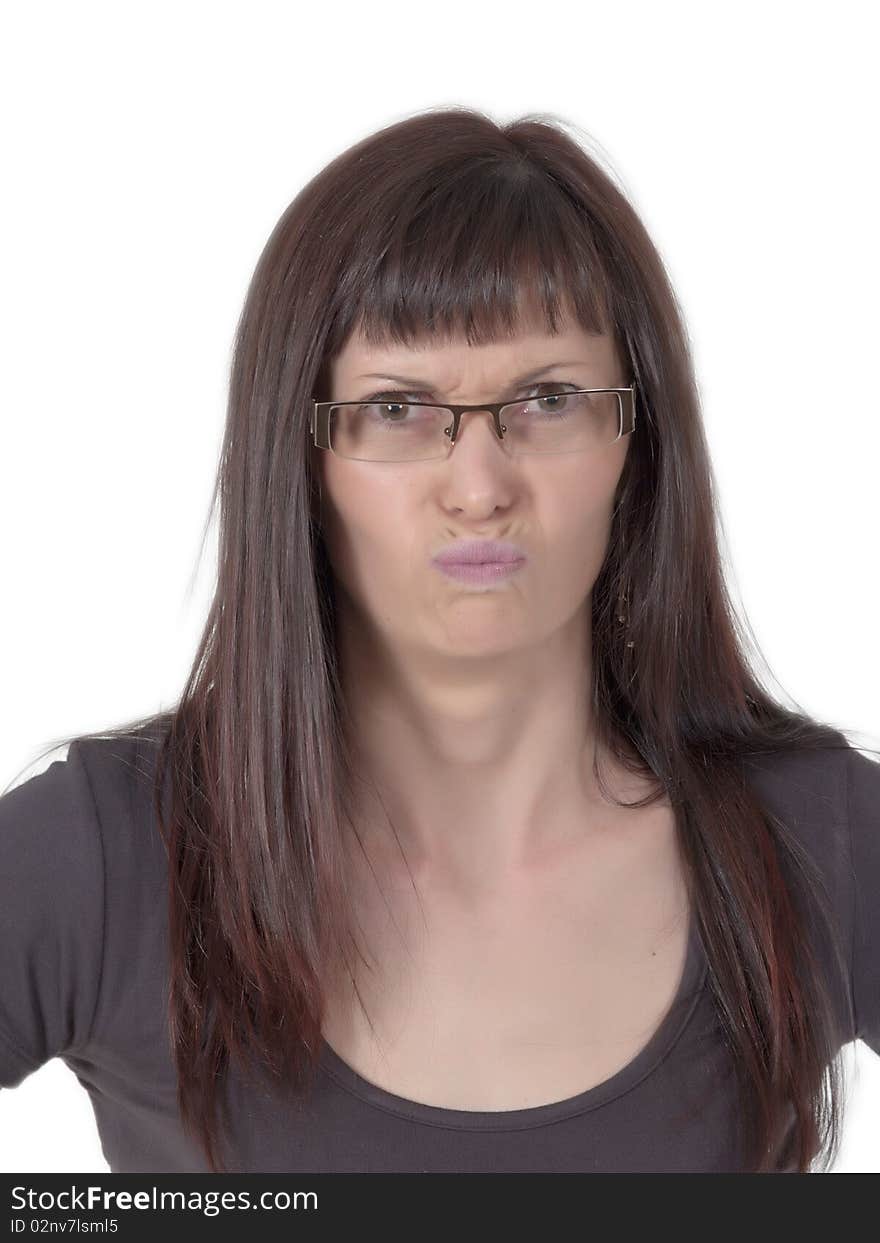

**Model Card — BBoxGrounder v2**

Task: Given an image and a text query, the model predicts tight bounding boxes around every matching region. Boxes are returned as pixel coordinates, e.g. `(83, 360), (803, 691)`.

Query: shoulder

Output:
(741, 735), (853, 939)
(0, 727), (170, 1086)
(742, 735), (850, 804)
(0, 735), (112, 887)
(840, 742), (880, 1051)
(1, 726), (169, 874)
(72, 727), (170, 853)
(843, 742), (880, 820)
(740, 736), (850, 876)
(67, 729), (172, 923)
(0, 737), (110, 1083)
(740, 732), (879, 850)
(740, 734), (880, 1050)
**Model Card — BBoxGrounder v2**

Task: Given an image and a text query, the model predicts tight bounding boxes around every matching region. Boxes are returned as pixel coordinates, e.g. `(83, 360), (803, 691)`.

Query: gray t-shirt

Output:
(1, 729), (877, 1173)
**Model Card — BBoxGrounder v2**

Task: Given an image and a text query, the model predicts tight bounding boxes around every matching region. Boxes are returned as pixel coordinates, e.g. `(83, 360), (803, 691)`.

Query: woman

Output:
(1, 106), (878, 1174)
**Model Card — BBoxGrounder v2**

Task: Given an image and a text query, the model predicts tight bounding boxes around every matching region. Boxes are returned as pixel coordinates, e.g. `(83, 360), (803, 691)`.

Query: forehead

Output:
(332, 302), (618, 379)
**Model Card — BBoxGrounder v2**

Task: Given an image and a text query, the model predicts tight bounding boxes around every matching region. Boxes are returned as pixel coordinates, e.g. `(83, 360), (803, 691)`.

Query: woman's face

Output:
(315, 308), (632, 666)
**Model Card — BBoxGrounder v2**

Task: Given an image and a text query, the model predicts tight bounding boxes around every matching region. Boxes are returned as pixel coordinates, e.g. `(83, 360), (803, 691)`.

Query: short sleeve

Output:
(847, 744), (880, 1056)
(0, 740), (106, 1087)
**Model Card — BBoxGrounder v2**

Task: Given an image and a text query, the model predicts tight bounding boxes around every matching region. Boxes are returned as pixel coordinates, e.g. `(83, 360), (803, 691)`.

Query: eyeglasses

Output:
(310, 382), (638, 462)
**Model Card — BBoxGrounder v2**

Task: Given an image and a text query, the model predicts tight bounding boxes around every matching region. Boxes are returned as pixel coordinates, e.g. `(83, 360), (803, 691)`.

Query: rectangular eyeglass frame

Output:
(310, 381), (638, 455)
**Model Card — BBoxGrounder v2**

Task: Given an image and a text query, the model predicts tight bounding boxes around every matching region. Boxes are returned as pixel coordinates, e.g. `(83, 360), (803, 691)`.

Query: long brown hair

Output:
(10, 106), (876, 1173)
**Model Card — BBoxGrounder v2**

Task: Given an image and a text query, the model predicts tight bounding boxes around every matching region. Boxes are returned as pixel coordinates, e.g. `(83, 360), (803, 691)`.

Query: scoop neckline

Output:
(318, 906), (708, 1131)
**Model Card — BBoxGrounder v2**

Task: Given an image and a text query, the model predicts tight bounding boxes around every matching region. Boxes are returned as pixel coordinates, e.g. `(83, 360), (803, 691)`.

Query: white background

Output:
(1, 0), (877, 1172)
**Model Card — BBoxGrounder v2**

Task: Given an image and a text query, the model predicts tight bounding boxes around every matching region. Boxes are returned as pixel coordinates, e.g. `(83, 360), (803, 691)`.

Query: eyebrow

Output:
(355, 361), (588, 395)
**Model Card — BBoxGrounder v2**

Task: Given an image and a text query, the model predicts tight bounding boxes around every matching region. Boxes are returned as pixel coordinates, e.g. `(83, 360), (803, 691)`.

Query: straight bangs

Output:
(321, 156), (622, 362)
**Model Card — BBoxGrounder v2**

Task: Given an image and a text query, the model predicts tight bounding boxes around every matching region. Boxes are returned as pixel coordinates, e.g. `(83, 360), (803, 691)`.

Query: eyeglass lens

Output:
(327, 391), (624, 462)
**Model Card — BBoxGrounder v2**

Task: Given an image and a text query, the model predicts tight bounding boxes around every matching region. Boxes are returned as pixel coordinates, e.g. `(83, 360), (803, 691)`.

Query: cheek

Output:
(320, 467), (412, 586)
(546, 452), (623, 540)
(538, 458), (624, 601)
